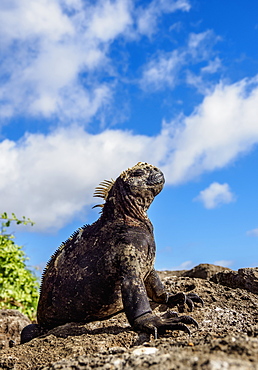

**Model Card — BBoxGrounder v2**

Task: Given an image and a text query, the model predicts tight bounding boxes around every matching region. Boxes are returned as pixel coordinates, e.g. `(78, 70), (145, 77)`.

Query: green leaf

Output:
(0, 212), (39, 319)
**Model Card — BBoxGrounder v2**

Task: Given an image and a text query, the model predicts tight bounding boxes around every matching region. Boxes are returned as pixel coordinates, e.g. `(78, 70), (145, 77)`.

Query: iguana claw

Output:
(162, 310), (199, 329)
(133, 312), (197, 338)
(187, 292), (204, 307)
(167, 292), (204, 313)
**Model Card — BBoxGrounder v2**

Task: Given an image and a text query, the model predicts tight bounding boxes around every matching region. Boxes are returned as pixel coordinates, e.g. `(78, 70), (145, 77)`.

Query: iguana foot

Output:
(184, 292), (204, 312)
(162, 310), (198, 328)
(167, 292), (204, 312)
(20, 324), (47, 344)
(133, 312), (198, 339)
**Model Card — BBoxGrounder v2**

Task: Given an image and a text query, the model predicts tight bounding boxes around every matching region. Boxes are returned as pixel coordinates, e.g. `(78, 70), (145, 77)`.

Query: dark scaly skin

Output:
(21, 162), (202, 344)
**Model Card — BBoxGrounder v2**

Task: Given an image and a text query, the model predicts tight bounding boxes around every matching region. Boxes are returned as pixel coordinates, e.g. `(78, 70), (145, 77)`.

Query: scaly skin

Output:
(21, 162), (202, 344)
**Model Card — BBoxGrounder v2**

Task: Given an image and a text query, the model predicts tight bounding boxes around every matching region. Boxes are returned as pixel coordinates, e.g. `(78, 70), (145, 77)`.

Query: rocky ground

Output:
(1, 264), (258, 369)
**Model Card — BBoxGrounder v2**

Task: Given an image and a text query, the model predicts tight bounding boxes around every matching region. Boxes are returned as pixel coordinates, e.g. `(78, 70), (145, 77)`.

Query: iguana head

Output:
(94, 162), (165, 220)
(119, 162), (165, 200)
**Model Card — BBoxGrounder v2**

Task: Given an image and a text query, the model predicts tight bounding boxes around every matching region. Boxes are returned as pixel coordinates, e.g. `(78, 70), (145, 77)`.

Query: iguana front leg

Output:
(119, 246), (197, 338)
(121, 272), (198, 338)
(119, 244), (152, 325)
(144, 269), (204, 312)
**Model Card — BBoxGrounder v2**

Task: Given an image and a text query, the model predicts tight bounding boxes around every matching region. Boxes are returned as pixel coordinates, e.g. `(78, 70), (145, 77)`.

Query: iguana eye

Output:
(132, 169), (145, 177)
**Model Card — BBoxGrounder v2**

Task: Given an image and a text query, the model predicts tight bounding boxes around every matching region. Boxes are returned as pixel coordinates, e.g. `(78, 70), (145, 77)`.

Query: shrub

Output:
(0, 213), (39, 319)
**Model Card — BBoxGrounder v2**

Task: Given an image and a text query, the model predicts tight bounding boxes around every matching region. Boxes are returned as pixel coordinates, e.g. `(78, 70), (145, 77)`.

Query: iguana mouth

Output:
(146, 171), (165, 186)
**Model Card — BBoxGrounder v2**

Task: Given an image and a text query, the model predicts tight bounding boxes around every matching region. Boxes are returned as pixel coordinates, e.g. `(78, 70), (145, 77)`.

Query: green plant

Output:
(0, 213), (39, 319)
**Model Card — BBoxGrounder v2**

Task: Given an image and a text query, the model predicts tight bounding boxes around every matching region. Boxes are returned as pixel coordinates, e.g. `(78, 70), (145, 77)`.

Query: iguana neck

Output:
(96, 177), (154, 232)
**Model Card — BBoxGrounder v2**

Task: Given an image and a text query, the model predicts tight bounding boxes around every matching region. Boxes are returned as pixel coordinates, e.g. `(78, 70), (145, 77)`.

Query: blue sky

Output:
(1, 0), (258, 274)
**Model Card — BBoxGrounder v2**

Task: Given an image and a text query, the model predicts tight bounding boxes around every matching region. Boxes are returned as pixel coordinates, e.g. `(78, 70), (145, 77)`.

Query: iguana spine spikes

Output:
(93, 179), (115, 200)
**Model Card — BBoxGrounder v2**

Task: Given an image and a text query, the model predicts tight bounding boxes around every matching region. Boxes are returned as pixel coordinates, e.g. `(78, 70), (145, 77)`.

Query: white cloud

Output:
(186, 57), (222, 94)
(140, 30), (219, 91)
(202, 57), (222, 74)
(185, 70), (210, 95)
(0, 0), (133, 122)
(87, 0), (132, 42)
(170, 261), (194, 271)
(213, 260), (234, 268)
(0, 0), (193, 123)
(140, 50), (183, 90)
(160, 0), (191, 12)
(0, 127), (157, 231)
(246, 228), (258, 237)
(136, 0), (190, 37)
(194, 182), (235, 209)
(187, 30), (218, 58)
(162, 75), (258, 184)
(0, 0), (73, 46)
(1, 76), (258, 231)
(1, 0), (258, 233)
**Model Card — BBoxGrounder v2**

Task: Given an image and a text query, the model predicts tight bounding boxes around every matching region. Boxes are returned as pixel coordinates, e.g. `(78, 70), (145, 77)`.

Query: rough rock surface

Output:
(1, 264), (258, 369)
(182, 263), (231, 280)
(211, 267), (258, 294)
(0, 310), (31, 350)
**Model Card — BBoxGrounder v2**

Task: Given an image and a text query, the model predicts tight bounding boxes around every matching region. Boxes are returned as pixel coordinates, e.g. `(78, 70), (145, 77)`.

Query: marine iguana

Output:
(21, 162), (202, 343)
